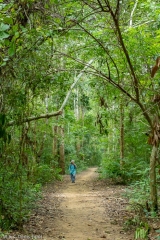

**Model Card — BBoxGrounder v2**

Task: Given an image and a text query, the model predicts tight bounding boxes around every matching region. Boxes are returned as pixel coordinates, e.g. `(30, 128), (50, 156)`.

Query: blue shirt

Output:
(69, 163), (76, 175)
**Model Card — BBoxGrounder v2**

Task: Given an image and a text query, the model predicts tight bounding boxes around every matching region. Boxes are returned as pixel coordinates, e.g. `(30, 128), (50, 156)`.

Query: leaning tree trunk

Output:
(150, 143), (159, 211)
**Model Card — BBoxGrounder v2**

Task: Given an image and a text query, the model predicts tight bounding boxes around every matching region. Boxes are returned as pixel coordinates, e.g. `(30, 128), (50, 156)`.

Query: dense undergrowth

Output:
(99, 156), (160, 240)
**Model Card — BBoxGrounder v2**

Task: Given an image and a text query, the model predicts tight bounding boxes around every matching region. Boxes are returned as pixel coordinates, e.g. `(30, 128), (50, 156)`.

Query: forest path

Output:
(24, 167), (134, 240)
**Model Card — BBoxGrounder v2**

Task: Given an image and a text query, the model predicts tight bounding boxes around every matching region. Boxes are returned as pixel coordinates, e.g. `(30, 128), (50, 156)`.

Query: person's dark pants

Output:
(70, 174), (75, 183)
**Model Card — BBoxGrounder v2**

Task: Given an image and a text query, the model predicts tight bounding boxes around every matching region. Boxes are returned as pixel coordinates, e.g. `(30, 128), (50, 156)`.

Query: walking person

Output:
(69, 160), (77, 183)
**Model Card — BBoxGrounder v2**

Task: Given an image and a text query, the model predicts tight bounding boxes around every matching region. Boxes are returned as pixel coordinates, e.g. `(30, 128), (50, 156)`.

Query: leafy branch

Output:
(7, 60), (93, 127)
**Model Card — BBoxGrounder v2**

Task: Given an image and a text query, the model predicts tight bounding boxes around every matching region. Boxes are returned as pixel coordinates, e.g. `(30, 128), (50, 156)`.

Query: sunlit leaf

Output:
(0, 23), (10, 31)
(8, 42), (16, 56)
(0, 31), (9, 39)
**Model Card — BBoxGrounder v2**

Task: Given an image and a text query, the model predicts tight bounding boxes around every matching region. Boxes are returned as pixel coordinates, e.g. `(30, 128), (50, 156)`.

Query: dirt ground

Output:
(3, 167), (160, 240)
(24, 167), (134, 240)
(0, 168), (160, 240)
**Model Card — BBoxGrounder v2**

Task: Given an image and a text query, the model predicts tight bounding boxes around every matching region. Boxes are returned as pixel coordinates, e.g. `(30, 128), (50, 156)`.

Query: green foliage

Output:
(0, 0), (160, 231)
(32, 164), (62, 184)
(99, 103), (151, 184)
(155, 230), (160, 239)
(73, 160), (88, 173)
(0, 114), (11, 144)
(0, 23), (10, 40)
(100, 152), (150, 185)
(124, 216), (150, 239)
(99, 157), (121, 179)
(0, 168), (41, 230)
(123, 213), (150, 239)
(134, 222), (150, 240)
(125, 178), (150, 207)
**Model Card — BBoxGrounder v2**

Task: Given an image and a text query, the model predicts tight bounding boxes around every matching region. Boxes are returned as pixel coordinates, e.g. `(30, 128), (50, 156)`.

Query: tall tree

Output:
(51, 0), (160, 210)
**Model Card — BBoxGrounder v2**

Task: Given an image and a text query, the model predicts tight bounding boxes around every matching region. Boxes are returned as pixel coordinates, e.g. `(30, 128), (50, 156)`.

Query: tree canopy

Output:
(0, 0), (160, 233)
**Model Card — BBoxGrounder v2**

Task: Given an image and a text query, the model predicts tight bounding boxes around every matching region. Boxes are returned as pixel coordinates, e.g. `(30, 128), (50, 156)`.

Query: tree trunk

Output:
(74, 87), (79, 120)
(58, 126), (65, 174)
(76, 139), (81, 153)
(53, 124), (65, 174)
(120, 102), (124, 167)
(150, 143), (159, 211)
(53, 125), (58, 156)
(74, 86), (82, 157)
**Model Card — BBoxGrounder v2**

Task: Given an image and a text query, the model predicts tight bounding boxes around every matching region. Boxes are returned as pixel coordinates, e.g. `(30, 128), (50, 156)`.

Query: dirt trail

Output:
(23, 167), (134, 240)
